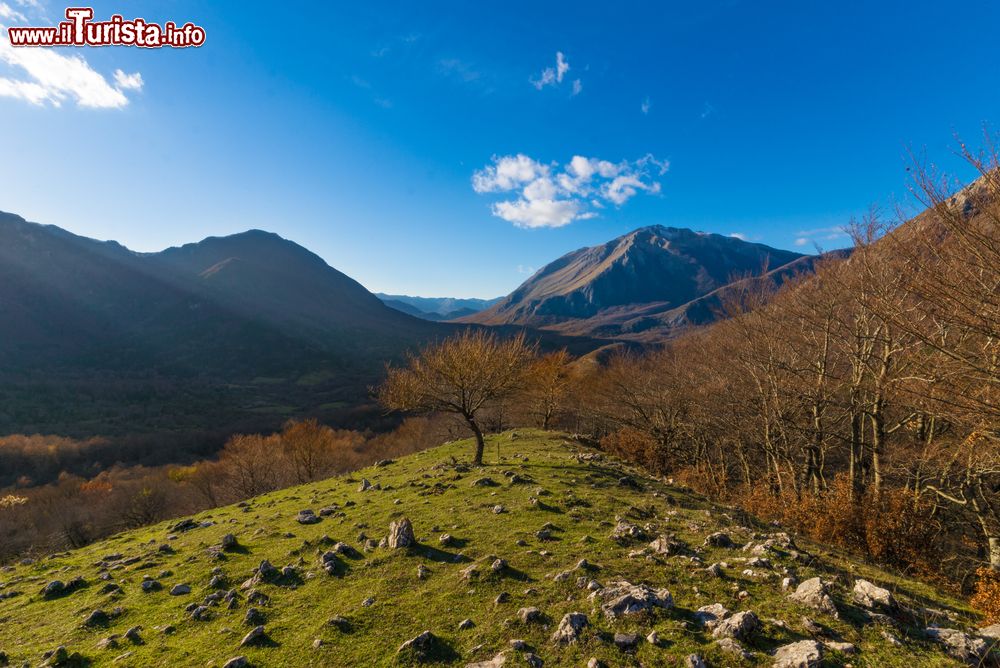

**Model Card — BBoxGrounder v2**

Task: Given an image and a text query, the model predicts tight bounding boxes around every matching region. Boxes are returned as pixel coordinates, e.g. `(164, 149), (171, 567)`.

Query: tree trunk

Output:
(870, 404), (885, 495)
(988, 536), (1000, 571)
(466, 416), (486, 465)
(973, 497), (1000, 571)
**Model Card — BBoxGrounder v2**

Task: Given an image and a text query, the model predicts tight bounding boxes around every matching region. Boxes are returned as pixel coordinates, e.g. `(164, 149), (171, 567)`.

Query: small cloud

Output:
(700, 101), (716, 119)
(113, 69), (143, 91)
(793, 225), (849, 249)
(532, 51), (578, 93)
(555, 51), (569, 82)
(641, 96), (651, 115)
(531, 68), (555, 90)
(729, 232), (747, 241)
(438, 58), (481, 84)
(350, 75), (392, 108)
(13, 0), (44, 10)
(517, 264), (536, 275)
(0, 2), (27, 22)
(473, 153), (668, 229)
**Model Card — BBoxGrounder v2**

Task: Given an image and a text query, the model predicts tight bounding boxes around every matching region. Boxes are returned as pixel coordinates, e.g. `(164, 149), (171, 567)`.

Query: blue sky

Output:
(1, 1), (998, 298)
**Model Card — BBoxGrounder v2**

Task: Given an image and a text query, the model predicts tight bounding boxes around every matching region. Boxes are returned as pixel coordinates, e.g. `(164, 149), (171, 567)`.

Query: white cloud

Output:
(729, 232), (747, 241)
(517, 264), (535, 275)
(603, 174), (660, 205)
(532, 51), (578, 93)
(793, 225), (848, 249)
(0, 20), (141, 108)
(555, 51), (569, 82)
(473, 153), (668, 229)
(641, 96), (651, 115)
(472, 154), (547, 193)
(0, 3), (27, 22)
(113, 69), (143, 91)
(494, 197), (584, 229)
(437, 58), (481, 84)
(13, 0), (43, 10)
(531, 68), (555, 90)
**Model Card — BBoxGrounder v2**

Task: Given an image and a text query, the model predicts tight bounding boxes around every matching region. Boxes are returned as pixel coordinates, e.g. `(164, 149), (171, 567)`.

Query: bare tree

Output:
(219, 433), (280, 498)
(281, 418), (337, 483)
(377, 330), (534, 465)
(524, 349), (574, 430)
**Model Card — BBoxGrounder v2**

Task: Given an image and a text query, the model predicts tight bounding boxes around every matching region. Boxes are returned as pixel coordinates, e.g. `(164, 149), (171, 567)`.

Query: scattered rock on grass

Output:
(789, 577), (838, 618)
(704, 531), (734, 548)
(240, 625), (269, 647)
(140, 579), (161, 593)
(466, 653), (507, 668)
(297, 510), (321, 525)
(387, 518), (415, 549)
(924, 627), (988, 665)
(518, 607), (542, 624)
(551, 612), (588, 644)
(40, 581), (65, 598)
(852, 579), (897, 612)
(613, 632), (640, 652)
(397, 630), (439, 662)
(591, 580), (673, 619)
(715, 637), (753, 660)
(712, 610), (759, 641)
(83, 609), (110, 626)
(773, 640), (823, 668)
(244, 608), (265, 626)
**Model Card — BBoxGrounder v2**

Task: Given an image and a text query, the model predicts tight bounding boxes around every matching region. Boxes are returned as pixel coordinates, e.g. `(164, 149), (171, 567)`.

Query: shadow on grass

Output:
(394, 634), (460, 665)
(414, 545), (471, 564)
(531, 500), (564, 513)
(223, 544), (251, 556)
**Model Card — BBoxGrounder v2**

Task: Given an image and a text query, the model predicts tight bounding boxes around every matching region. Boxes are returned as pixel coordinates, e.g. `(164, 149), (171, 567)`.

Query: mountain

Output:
(376, 293), (501, 321)
(462, 225), (810, 341)
(0, 212), (443, 441)
(0, 430), (979, 666)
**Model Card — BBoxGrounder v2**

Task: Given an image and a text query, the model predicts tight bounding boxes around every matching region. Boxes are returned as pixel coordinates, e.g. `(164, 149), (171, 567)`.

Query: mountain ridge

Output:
(0, 211), (444, 439)
(376, 293), (502, 321)
(462, 224), (810, 340)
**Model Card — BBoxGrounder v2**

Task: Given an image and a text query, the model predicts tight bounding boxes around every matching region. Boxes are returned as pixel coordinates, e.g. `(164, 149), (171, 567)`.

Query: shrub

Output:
(972, 567), (1000, 624)
(600, 428), (660, 472)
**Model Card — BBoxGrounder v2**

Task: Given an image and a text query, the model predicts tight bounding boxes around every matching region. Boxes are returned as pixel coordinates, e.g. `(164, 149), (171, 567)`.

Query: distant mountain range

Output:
(0, 211), (447, 441)
(376, 294), (501, 321)
(0, 210), (837, 454)
(462, 225), (821, 341)
(0, 212), (613, 445)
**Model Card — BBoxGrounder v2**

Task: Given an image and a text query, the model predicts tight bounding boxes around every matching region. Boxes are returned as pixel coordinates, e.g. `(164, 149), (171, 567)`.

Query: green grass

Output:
(0, 431), (981, 666)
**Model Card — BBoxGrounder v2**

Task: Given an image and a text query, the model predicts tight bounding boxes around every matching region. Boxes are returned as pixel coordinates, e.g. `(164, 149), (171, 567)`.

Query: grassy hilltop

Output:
(0, 432), (991, 667)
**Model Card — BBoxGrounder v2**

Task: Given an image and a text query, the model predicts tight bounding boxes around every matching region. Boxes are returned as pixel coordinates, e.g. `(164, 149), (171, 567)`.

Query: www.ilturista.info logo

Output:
(7, 7), (206, 48)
